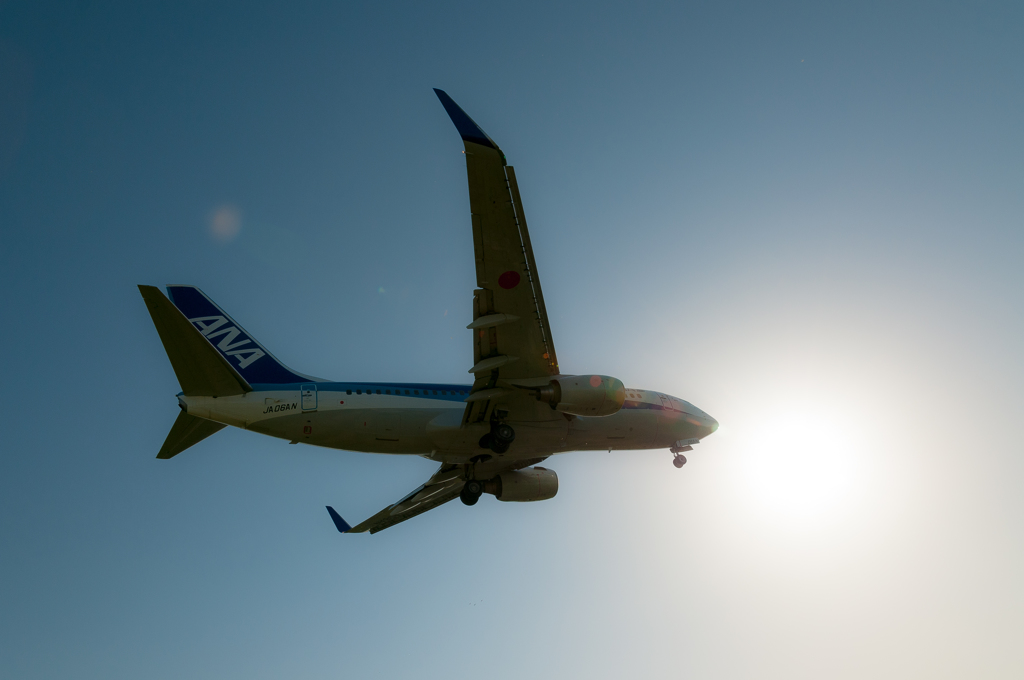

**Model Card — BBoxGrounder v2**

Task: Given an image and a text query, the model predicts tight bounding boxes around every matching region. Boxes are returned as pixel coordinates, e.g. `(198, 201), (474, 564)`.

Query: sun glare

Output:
(734, 404), (862, 526)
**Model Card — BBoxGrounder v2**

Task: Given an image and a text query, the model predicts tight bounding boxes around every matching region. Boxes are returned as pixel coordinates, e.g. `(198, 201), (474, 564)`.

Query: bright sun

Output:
(732, 404), (861, 525)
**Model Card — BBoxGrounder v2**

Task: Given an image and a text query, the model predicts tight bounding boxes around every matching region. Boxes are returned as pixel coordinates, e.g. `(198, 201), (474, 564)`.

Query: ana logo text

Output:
(189, 315), (266, 369)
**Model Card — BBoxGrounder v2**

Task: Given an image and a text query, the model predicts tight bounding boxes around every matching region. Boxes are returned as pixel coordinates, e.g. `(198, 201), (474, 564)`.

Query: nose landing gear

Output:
(670, 441), (695, 469)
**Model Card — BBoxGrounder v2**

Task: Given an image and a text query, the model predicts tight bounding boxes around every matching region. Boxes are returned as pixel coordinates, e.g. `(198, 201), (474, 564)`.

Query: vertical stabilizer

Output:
(166, 285), (318, 385)
(139, 285), (252, 396)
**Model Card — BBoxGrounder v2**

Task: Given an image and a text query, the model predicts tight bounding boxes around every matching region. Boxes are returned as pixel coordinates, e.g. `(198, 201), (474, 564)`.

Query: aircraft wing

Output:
(434, 89), (562, 426)
(326, 456), (550, 534)
(328, 464), (465, 534)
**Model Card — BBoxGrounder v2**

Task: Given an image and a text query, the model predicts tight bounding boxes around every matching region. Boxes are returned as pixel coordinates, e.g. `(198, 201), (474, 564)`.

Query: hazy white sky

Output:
(1, 2), (1022, 678)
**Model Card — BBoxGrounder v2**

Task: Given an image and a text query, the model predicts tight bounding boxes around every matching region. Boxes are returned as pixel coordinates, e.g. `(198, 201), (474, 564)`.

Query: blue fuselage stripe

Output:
(249, 382), (474, 403)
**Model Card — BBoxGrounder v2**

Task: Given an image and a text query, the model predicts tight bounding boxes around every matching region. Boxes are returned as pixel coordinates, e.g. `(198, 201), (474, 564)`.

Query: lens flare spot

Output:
(208, 205), (241, 242)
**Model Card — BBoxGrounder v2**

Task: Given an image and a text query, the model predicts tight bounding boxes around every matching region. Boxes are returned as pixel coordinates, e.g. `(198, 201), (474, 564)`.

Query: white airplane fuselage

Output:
(182, 381), (717, 465)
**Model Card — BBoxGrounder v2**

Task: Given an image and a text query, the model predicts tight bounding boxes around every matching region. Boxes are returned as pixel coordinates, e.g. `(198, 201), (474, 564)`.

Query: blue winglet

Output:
(433, 89), (498, 149)
(326, 506), (352, 533)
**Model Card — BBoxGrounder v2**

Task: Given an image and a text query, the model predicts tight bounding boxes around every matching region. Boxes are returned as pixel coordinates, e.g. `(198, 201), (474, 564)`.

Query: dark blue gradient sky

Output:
(1, 2), (1022, 678)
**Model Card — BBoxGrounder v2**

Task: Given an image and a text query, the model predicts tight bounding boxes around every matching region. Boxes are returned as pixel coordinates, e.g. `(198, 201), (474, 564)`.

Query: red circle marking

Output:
(498, 270), (521, 289)
(589, 375), (603, 387)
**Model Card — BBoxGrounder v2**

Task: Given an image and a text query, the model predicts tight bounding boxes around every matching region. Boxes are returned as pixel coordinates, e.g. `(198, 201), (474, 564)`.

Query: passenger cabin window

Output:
(376, 389), (381, 394)
(356, 389), (362, 394)
(346, 390), (352, 395)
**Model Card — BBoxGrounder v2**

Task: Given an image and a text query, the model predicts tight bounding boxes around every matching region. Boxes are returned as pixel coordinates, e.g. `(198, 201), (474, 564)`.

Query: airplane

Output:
(139, 89), (719, 535)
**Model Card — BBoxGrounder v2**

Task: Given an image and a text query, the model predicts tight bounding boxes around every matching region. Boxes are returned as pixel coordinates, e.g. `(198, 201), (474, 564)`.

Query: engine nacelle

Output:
(484, 467), (558, 502)
(536, 374), (626, 417)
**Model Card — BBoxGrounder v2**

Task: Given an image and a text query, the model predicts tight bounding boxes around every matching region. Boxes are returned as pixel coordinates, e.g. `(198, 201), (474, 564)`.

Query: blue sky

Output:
(1, 2), (1022, 678)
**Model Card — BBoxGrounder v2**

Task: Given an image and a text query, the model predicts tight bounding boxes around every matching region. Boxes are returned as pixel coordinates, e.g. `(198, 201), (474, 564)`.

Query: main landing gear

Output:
(478, 422), (516, 454)
(460, 480), (484, 506)
(463, 422), (514, 505)
(672, 454), (687, 469)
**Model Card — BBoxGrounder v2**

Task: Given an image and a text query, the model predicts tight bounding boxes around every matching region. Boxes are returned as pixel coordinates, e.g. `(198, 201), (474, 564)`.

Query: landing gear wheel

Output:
(673, 454), (687, 469)
(465, 480), (483, 496)
(487, 423), (516, 454)
(493, 423), (515, 445)
(460, 487), (480, 506)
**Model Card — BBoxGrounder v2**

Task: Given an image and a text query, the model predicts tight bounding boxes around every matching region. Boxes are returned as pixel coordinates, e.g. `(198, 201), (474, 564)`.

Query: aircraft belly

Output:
(206, 392), (675, 456)
(247, 411), (307, 440)
(321, 408), (443, 453)
(239, 404), (569, 459)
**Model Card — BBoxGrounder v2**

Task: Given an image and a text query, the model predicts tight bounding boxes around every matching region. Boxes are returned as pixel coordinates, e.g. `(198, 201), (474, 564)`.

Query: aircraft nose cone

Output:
(701, 415), (719, 436)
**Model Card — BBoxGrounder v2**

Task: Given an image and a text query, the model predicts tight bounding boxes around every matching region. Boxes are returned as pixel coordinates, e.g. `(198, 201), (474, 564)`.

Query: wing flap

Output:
(505, 165), (557, 372)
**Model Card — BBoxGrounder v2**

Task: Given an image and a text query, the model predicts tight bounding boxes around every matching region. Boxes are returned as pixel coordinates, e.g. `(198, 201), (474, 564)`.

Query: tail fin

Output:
(165, 285), (316, 385)
(158, 411), (226, 459)
(139, 285), (251, 396)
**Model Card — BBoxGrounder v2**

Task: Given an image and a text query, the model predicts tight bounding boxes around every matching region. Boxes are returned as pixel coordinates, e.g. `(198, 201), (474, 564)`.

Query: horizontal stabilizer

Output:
(157, 411), (226, 459)
(326, 506), (352, 533)
(139, 285), (252, 397)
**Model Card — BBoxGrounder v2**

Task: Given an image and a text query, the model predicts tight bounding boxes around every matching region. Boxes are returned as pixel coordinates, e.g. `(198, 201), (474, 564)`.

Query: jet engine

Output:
(536, 374), (626, 417)
(484, 467), (558, 502)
